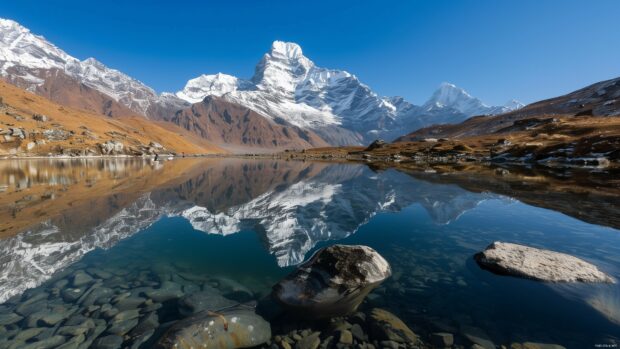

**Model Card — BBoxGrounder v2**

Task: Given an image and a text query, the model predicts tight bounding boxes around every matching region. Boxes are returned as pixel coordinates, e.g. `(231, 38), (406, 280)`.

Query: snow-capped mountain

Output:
(0, 18), (522, 145)
(175, 41), (522, 143)
(176, 73), (254, 103)
(175, 41), (398, 142)
(424, 82), (504, 116)
(0, 18), (185, 116)
(378, 83), (526, 134)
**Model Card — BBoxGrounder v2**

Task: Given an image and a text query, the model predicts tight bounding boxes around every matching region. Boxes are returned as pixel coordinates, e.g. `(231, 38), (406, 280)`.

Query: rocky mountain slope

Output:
(0, 80), (223, 156)
(398, 76), (620, 140)
(165, 96), (329, 152)
(175, 41), (522, 143)
(0, 17), (522, 148)
(280, 74), (620, 172)
(0, 19), (187, 117)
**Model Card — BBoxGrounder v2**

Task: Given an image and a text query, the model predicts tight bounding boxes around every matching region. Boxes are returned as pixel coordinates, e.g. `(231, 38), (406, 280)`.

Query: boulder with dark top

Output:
(272, 245), (391, 318)
(365, 139), (387, 151)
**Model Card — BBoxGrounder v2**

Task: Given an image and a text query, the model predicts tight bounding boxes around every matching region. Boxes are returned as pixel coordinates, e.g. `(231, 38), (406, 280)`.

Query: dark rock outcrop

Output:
(272, 245), (391, 318)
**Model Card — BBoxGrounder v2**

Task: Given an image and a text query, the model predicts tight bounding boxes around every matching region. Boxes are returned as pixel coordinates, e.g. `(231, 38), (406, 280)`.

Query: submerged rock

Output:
(272, 245), (391, 318)
(0, 312), (23, 326)
(178, 289), (237, 316)
(145, 281), (184, 302)
(156, 306), (271, 349)
(474, 241), (615, 283)
(369, 308), (418, 344)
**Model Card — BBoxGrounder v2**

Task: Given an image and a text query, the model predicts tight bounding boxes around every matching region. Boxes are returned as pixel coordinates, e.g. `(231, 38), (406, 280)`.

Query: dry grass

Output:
(0, 80), (226, 156)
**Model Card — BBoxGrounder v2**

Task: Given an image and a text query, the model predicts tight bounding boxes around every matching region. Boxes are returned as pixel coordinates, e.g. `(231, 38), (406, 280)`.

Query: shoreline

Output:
(2, 151), (618, 171)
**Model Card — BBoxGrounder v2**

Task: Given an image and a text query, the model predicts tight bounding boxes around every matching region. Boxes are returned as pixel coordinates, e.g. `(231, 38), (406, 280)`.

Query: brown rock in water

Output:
(369, 308), (417, 344)
(272, 245), (391, 318)
(156, 307), (271, 349)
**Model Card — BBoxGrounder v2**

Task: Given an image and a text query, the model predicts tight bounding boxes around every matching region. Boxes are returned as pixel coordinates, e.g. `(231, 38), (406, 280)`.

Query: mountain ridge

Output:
(0, 18), (523, 148)
(175, 41), (523, 143)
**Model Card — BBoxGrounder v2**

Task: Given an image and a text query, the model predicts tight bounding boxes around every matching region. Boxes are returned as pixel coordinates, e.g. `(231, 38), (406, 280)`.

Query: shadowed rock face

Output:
(273, 245), (391, 318)
(474, 241), (615, 283)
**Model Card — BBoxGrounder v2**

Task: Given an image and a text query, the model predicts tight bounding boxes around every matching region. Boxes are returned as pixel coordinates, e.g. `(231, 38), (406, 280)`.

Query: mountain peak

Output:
(269, 41), (304, 59)
(427, 82), (478, 108)
(436, 82), (473, 99)
(0, 18), (32, 36)
(82, 57), (106, 68)
(176, 73), (252, 103)
(504, 99), (525, 110)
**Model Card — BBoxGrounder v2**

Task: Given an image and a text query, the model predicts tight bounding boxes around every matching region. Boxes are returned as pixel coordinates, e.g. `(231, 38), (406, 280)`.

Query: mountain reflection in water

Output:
(0, 158), (500, 302)
(0, 158), (619, 348)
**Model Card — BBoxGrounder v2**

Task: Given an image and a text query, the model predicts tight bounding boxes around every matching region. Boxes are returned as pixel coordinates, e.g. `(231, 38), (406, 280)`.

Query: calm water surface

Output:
(0, 158), (619, 348)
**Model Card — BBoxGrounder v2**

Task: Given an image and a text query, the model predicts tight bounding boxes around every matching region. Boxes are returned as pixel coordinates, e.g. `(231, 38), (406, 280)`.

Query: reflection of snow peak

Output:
(0, 163), (497, 303)
(0, 195), (163, 303)
(181, 181), (341, 266)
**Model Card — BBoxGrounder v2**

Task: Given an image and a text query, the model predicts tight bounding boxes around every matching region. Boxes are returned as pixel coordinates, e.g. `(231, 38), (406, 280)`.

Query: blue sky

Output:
(1, 0), (619, 105)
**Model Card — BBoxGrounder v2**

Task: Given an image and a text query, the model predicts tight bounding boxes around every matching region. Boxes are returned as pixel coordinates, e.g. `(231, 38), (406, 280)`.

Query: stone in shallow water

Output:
(93, 334), (124, 349)
(107, 318), (139, 336)
(369, 308), (417, 344)
(129, 311), (159, 338)
(178, 289), (237, 316)
(145, 281), (184, 302)
(72, 270), (94, 287)
(114, 296), (146, 311)
(214, 278), (255, 302)
(15, 299), (48, 317)
(14, 327), (45, 341)
(61, 287), (85, 302)
(0, 312), (23, 326)
(461, 326), (495, 349)
(273, 245), (391, 318)
(474, 241), (615, 283)
(430, 332), (454, 347)
(113, 309), (141, 322)
(298, 332), (321, 349)
(23, 335), (66, 349)
(156, 306), (271, 349)
(56, 333), (86, 349)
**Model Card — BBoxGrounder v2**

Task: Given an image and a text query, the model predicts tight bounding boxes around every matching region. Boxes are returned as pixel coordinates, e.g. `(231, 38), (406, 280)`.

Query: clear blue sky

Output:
(2, 0), (619, 105)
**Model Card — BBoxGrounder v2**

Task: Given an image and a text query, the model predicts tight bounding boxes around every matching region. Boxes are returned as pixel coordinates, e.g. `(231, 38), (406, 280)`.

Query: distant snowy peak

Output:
(176, 73), (253, 103)
(423, 82), (523, 116)
(423, 82), (489, 115)
(504, 99), (526, 110)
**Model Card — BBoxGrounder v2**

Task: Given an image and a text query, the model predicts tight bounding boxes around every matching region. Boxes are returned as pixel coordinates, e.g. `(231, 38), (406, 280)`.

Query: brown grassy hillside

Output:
(167, 96), (329, 153)
(0, 80), (225, 156)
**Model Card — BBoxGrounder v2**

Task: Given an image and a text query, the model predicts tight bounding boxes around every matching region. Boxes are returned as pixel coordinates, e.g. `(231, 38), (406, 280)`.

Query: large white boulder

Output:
(475, 241), (615, 283)
(99, 140), (124, 155)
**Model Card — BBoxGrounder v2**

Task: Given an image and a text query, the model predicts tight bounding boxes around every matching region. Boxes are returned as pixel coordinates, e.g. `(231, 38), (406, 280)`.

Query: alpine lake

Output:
(0, 158), (619, 349)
